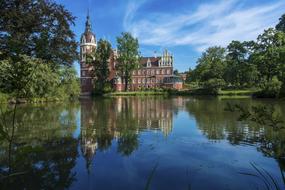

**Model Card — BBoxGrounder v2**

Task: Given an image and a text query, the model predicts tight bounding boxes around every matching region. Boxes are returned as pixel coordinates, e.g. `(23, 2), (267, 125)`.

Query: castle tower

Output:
(80, 12), (97, 96)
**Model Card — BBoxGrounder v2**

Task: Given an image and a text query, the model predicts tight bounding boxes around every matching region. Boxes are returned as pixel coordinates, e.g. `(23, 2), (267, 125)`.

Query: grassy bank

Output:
(0, 92), (77, 104)
(218, 89), (259, 96)
(168, 88), (258, 97)
(102, 89), (258, 97)
(104, 91), (168, 96)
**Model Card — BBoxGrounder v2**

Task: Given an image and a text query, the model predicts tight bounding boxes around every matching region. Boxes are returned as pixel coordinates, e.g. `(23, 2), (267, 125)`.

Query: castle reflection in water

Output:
(79, 97), (187, 170)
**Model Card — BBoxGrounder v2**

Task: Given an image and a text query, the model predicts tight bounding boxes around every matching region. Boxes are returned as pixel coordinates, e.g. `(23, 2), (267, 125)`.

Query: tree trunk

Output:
(125, 76), (128, 91)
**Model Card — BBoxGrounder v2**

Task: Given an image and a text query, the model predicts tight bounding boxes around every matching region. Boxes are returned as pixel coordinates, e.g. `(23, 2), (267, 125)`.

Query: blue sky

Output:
(55, 0), (285, 74)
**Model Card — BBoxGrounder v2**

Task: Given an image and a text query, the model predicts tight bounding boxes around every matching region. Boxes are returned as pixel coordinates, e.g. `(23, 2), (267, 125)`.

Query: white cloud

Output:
(123, 0), (285, 52)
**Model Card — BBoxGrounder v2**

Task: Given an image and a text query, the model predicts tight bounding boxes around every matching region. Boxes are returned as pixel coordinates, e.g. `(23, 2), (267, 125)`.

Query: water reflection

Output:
(0, 103), (79, 190)
(79, 97), (183, 168)
(0, 97), (284, 189)
(186, 97), (285, 159)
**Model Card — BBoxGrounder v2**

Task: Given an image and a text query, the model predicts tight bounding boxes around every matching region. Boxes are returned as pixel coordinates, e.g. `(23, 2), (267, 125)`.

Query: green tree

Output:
(0, 55), (79, 99)
(225, 41), (258, 87)
(88, 39), (112, 92)
(173, 69), (179, 75)
(193, 46), (226, 82)
(116, 32), (140, 91)
(251, 28), (285, 82)
(0, 55), (59, 98)
(57, 66), (80, 98)
(0, 0), (77, 68)
(276, 13), (285, 33)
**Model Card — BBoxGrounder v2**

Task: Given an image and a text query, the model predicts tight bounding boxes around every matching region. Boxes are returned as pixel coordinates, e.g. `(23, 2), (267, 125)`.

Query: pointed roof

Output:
(81, 11), (96, 44)
(85, 11), (92, 33)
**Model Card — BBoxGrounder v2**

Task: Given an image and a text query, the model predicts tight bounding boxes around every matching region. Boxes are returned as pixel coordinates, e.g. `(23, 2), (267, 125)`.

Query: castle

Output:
(80, 14), (182, 95)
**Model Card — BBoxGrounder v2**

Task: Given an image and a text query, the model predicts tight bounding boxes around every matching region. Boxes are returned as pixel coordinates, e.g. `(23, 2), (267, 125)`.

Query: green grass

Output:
(218, 89), (259, 96)
(104, 91), (168, 96)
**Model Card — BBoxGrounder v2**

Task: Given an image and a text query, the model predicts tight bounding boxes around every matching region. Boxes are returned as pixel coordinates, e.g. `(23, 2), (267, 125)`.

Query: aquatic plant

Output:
(239, 162), (281, 190)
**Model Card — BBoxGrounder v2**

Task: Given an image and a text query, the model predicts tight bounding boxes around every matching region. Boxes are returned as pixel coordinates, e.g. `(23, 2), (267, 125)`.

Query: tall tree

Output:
(88, 39), (112, 92)
(276, 13), (285, 33)
(225, 41), (258, 87)
(194, 46), (226, 82)
(116, 32), (140, 91)
(0, 0), (77, 68)
(251, 28), (285, 82)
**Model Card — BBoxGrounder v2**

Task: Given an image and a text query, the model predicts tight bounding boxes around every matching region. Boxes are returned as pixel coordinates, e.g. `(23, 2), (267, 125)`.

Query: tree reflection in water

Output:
(185, 97), (285, 184)
(1, 97), (284, 189)
(0, 103), (79, 190)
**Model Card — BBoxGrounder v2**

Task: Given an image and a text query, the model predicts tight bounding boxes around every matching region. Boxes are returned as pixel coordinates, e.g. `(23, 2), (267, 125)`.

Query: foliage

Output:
(276, 14), (285, 32)
(224, 41), (259, 87)
(251, 28), (285, 82)
(57, 65), (80, 99)
(203, 78), (226, 95)
(185, 13), (285, 98)
(116, 32), (140, 91)
(225, 103), (284, 130)
(0, 55), (79, 100)
(87, 39), (112, 93)
(0, 0), (77, 68)
(254, 77), (282, 98)
(192, 46), (226, 82)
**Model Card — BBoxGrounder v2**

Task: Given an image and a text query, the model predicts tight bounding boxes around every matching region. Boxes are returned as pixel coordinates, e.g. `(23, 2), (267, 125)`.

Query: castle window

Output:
(167, 69), (170, 74)
(81, 79), (86, 85)
(156, 70), (160, 75)
(82, 71), (86, 77)
(162, 69), (165, 74)
(138, 78), (141, 83)
(138, 70), (141, 75)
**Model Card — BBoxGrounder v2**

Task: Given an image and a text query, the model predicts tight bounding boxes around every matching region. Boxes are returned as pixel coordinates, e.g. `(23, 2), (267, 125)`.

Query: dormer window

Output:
(147, 58), (151, 67)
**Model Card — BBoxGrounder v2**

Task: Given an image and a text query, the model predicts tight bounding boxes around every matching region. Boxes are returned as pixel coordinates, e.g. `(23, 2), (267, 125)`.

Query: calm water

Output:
(0, 96), (285, 190)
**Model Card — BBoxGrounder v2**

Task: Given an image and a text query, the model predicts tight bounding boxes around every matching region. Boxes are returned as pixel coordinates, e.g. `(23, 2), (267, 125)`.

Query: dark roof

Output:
(140, 57), (161, 67)
(81, 31), (96, 43)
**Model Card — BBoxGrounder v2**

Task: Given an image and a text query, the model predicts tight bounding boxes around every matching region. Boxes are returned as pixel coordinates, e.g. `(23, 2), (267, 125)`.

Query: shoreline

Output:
(1, 89), (284, 104)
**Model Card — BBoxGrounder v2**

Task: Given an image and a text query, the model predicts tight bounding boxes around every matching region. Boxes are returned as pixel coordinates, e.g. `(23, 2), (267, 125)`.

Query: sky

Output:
(55, 0), (285, 74)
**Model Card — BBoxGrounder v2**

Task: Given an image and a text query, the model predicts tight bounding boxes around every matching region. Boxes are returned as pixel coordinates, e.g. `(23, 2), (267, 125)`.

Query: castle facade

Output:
(80, 14), (182, 95)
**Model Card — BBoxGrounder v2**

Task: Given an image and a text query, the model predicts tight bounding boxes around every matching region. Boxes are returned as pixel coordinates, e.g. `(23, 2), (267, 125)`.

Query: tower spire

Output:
(85, 9), (91, 32)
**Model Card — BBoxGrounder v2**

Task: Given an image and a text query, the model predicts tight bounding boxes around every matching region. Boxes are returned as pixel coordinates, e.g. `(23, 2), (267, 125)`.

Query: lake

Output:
(0, 96), (285, 190)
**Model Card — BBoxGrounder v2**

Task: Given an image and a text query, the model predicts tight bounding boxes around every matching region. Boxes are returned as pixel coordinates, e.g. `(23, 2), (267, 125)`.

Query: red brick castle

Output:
(80, 14), (182, 96)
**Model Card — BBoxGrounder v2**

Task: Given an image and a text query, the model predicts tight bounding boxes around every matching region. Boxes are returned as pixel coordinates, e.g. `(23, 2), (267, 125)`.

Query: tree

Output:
(225, 41), (258, 87)
(276, 14), (285, 33)
(193, 46), (226, 82)
(116, 32), (140, 91)
(251, 28), (285, 82)
(0, 55), (59, 98)
(173, 69), (179, 75)
(88, 39), (112, 92)
(0, 0), (77, 68)
(0, 54), (80, 99)
(57, 65), (80, 98)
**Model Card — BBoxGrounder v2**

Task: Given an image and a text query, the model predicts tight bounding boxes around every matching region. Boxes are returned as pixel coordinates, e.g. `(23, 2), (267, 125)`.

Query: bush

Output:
(254, 77), (282, 98)
(0, 92), (9, 103)
(0, 55), (80, 100)
(203, 78), (226, 95)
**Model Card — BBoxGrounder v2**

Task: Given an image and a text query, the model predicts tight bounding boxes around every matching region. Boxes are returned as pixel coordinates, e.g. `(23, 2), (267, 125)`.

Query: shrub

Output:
(0, 92), (9, 103)
(254, 77), (282, 98)
(203, 78), (226, 95)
